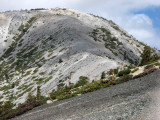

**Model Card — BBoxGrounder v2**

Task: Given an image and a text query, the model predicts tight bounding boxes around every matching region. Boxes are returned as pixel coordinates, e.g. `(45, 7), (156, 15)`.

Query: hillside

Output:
(0, 8), (146, 106)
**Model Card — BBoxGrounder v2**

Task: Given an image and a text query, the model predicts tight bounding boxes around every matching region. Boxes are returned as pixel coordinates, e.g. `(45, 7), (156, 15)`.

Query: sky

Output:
(0, 0), (160, 49)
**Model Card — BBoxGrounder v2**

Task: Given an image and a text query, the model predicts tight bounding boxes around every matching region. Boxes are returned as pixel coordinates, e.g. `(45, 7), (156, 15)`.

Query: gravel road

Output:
(13, 70), (160, 120)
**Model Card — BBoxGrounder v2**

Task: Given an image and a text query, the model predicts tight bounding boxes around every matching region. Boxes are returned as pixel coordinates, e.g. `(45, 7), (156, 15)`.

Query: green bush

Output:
(45, 76), (53, 83)
(131, 68), (139, 73)
(39, 72), (45, 75)
(57, 83), (65, 87)
(28, 17), (37, 24)
(26, 93), (37, 103)
(0, 85), (12, 91)
(79, 81), (101, 94)
(118, 69), (131, 77)
(33, 68), (38, 74)
(101, 72), (106, 79)
(114, 69), (118, 74)
(139, 46), (159, 66)
(112, 25), (120, 31)
(36, 78), (46, 85)
(0, 100), (43, 120)
(145, 65), (154, 69)
(3, 101), (14, 110)
(153, 62), (160, 66)
(18, 23), (24, 31)
(24, 70), (31, 77)
(56, 93), (77, 100)
(116, 75), (133, 84)
(74, 76), (88, 88)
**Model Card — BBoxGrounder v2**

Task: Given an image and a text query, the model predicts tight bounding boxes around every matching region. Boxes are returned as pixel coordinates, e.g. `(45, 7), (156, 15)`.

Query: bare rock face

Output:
(157, 50), (160, 56)
(0, 8), (145, 105)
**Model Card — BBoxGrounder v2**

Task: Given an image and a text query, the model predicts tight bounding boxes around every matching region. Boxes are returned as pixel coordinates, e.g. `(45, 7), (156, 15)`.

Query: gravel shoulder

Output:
(13, 70), (160, 120)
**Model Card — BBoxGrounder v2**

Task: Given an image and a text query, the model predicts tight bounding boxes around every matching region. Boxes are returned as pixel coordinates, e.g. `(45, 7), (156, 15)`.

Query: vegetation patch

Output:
(0, 88), (45, 120)
(17, 83), (34, 90)
(117, 69), (131, 77)
(50, 72), (134, 101)
(59, 48), (66, 52)
(33, 68), (38, 74)
(24, 70), (32, 77)
(140, 46), (159, 66)
(112, 25), (120, 31)
(36, 78), (46, 85)
(17, 87), (33, 98)
(99, 28), (119, 56)
(45, 76), (53, 83)
(39, 72), (45, 75)
(0, 85), (12, 91)
(74, 76), (88, 88)
(131, 68), (139, 73)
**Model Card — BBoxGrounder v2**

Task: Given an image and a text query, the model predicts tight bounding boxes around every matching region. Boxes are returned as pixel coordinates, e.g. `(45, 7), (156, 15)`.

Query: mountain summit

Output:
(0, 8), (145, 105)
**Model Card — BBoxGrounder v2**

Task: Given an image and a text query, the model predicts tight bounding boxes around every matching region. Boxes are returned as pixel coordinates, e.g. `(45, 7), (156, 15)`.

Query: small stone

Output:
(47, 100), (52, 104)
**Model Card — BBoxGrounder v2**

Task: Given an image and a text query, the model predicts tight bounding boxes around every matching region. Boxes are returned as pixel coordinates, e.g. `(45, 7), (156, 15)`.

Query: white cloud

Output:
(0, 0), (160, 49)
(108, 13), (160, 49)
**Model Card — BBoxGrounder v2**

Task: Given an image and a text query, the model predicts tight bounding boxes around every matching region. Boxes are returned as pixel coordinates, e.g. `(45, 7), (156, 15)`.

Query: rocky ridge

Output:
(0, 8), (145, 105)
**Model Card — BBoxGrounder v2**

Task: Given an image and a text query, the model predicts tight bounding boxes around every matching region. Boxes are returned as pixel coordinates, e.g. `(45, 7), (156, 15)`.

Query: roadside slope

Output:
(13, 70), (160, 120)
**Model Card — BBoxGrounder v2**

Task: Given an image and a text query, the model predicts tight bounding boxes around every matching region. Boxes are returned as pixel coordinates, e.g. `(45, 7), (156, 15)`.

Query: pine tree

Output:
(26, 93), (36, 103)
(36, 86), (41, 100)
(101, 72), (106, 79)
(140, 46), (151, 65)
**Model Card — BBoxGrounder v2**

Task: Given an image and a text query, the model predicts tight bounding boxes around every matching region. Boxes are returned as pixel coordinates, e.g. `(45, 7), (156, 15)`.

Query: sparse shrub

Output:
(36, 78), (46, 85)
(59, 48), (66, 52)
(139, 46), (159, 65)
(128, 65), (134, 69)
(4, 40), (7, 42)
(108, 76), (116, 81)
(28, 17), (37, 24)
(153, 62), (160, 66)
(0, 85), (11, 91)
(57, 83), (65, 87)
(131, 68), (139, 73)
(118, 69), (131, 77)
(24, 70), (31, 77)
(33, 68), (38, 74)
(112, 25), (120, 31)
(145, 65), (154, 69)
(74, 76), (88, 88)
(37, 63), (42, 67)
(3, 100), (42, 119)
(114, 68), (118, 75)
(18, 23), (24, 31)
(11, 83), (15, 88)
(39, 72), (45, 75)
(79, 81), (101, 94)
(101, 71), (106, 79)
(107, 69), (114, 75)
(133, 67), (158, 79)
(45, 76), (53, 83)
(36, 86), (41, 100)
(3, 101), (14, 110)
(116, 75), (132, 84)
(26, 93), (37, 103)
(58, 58), (63, 63)
(100, 28), (111, 35)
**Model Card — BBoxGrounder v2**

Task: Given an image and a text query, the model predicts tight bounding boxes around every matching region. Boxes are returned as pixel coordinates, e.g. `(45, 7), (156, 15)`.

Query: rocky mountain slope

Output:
(0, 8), (145, 105)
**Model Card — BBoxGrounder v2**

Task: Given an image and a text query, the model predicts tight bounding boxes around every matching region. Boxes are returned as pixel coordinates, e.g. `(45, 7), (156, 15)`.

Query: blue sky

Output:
(134, 7), (160, 29)
(0, 0), (160, 49)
